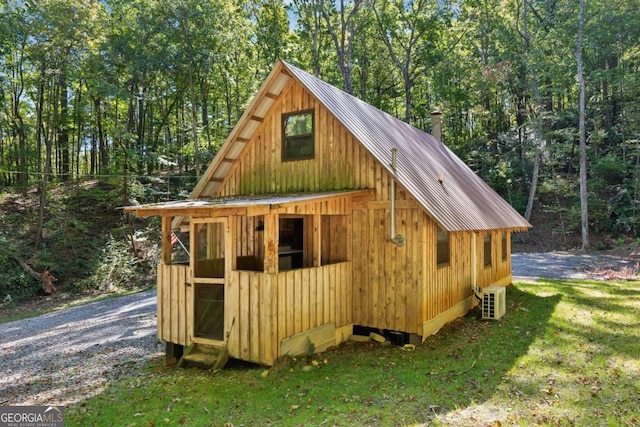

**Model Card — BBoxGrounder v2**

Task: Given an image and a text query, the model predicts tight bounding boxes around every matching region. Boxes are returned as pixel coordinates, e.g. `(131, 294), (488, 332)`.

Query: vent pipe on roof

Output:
(389, 148), (406, 247)
(431, 110), (442, 141)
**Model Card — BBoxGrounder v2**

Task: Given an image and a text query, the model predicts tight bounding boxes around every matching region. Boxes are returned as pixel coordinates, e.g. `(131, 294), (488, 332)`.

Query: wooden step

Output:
(178, 343), (229, 371)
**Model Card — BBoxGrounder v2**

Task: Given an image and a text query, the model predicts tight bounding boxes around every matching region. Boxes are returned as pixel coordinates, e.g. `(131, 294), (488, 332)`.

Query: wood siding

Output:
(422, 214), (473, 324)
(352, 205), (424, 334)
(154, 78), (517, 362)
(216, 79), (408, 198)
(157, 264), (190, 346)
(157, 262), (351, 366)
(476, 229), (512, 288)
(226, 262), (352, 365)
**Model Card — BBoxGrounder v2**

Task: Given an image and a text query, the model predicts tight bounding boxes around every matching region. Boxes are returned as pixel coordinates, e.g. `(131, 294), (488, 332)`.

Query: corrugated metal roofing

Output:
(282, 61), (530, 232)
(188, 60), (530, 232)
(124, 190), (365, 215)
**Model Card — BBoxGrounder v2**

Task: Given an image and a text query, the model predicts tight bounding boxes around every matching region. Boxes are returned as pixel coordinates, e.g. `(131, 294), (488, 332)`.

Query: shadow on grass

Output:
(408, 285), (562, 417)
(441, 278), (640, 426)
(66, 284), (562, 427)
(538, 279), (639, 359)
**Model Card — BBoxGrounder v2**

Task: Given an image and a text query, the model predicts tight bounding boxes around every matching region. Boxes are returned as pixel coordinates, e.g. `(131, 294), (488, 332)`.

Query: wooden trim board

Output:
(422, 296), (473, 340)
(280, 322), (336, 357)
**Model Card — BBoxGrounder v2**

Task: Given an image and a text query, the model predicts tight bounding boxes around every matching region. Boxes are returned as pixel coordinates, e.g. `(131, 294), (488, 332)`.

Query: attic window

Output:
(437, 227), (450, 267)
(282, 110), (314, 161)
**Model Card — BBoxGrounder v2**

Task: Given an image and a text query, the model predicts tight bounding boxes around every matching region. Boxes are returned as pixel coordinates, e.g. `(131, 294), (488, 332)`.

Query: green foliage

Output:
(0, 247), (39, 302)
(1, 0), (639, 254)
(593, 154), (626, 186)
(0, 179), (166, 302)
(76, 230), (157, 293)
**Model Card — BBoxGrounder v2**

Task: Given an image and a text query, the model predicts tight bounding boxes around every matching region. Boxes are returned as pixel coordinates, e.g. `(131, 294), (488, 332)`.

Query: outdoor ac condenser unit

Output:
(481, 286), (506, 320)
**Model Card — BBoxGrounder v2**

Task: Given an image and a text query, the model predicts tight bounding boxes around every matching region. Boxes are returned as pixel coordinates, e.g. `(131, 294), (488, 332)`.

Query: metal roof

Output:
(124, 190), (368, 218)
(188, 60), (530, 232)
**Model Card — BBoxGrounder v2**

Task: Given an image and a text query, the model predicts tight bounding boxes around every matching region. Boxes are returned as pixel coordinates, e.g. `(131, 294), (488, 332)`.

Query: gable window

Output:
(501, 231), (508, 261)
(282, 110), (314, 161)
(437, 227), (450, 267)
(484, 232), (492, 267)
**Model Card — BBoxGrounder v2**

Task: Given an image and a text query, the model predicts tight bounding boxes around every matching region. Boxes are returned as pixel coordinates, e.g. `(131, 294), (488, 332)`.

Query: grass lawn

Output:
(66, 279), (640, 426)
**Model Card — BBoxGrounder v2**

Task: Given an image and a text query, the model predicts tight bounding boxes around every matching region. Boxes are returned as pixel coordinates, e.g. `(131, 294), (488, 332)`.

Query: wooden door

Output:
(191, 218), (228, 343)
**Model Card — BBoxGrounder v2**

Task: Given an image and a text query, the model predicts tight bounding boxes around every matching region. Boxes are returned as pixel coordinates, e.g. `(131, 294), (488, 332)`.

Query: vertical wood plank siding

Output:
(157, 264), (190, 346)
(157, 79), (515, 363)
(475, 229), (512, 288)
(226, 262), (351, 365)
(351, 207), (424, 334)
(217, 80), (367, 196)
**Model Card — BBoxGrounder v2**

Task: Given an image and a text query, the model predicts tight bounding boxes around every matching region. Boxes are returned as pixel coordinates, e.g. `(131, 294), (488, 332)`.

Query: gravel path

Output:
(512, 250), (639, 280)
(0, 252), (636, 407)
(0, 290), (161, 406)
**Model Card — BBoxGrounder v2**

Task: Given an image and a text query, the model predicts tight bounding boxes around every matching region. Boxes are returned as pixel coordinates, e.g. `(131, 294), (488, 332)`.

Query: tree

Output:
(319, 0), (366, 94)
(372, 0), (449, 124)
(576, 0), (588, 249)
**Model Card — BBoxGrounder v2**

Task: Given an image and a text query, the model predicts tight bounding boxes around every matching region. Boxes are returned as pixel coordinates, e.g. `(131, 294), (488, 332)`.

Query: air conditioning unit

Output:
(481, 286), (506, 320)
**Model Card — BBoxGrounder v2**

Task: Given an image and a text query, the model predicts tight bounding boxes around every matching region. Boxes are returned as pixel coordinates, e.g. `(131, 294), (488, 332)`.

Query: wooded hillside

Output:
(0, 0), (638, 299)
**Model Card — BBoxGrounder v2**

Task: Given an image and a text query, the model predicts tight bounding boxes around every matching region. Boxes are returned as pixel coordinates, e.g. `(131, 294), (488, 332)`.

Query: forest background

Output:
(0, 0), (639, 302)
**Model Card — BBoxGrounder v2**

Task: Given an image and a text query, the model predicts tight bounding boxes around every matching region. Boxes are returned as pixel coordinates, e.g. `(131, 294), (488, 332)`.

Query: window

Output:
(282, 110), (314, 160)
(501, 231), (508, 261)
(437, 227), (450, 266)
(484, 232), (492, 267)
(278, 217), (305, 270)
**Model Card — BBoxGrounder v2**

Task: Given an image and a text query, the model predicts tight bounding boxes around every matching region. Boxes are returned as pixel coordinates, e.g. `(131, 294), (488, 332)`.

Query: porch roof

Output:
(122, 189), (370, 218)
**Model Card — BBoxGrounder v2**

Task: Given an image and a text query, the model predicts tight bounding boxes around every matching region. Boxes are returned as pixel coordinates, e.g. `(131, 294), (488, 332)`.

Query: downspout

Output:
(390, 148), (406, 247)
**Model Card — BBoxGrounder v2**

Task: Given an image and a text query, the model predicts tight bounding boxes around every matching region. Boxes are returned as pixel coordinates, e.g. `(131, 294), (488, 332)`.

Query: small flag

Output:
(170, 232), (179, 246)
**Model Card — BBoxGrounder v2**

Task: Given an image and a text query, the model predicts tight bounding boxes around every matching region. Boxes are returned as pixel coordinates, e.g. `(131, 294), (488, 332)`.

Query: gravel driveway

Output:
(1, 251), (636, 407)
(512, 250), (638, 280)
(0, 290), (161, 406)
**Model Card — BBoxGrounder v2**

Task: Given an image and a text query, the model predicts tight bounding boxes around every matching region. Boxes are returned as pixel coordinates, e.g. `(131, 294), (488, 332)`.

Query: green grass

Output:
(66, 280), (640, 426)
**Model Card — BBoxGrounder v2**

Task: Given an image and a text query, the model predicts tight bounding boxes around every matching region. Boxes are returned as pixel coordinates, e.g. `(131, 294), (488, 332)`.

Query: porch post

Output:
(161, 216), (172, 265)
(313, 214), (321, 267)
(263, 212), (279, 274)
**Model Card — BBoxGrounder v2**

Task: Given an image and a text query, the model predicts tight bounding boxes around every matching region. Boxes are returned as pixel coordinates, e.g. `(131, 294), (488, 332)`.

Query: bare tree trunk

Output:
(11, 51), (28, 188)
(187, 63), (200, 179)
(95, 97), (107, 173)
(321, 0), (364, 94)
(58, 70), (70, 181)
(577, 0), (589, 249)
(521, 0), (545, 222)
(35, 172), (47, 249)
(36, 76), (55, 249)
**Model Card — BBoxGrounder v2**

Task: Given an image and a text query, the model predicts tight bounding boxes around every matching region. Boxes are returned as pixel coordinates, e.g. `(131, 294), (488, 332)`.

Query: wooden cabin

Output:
(125, 60), (530, 367)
